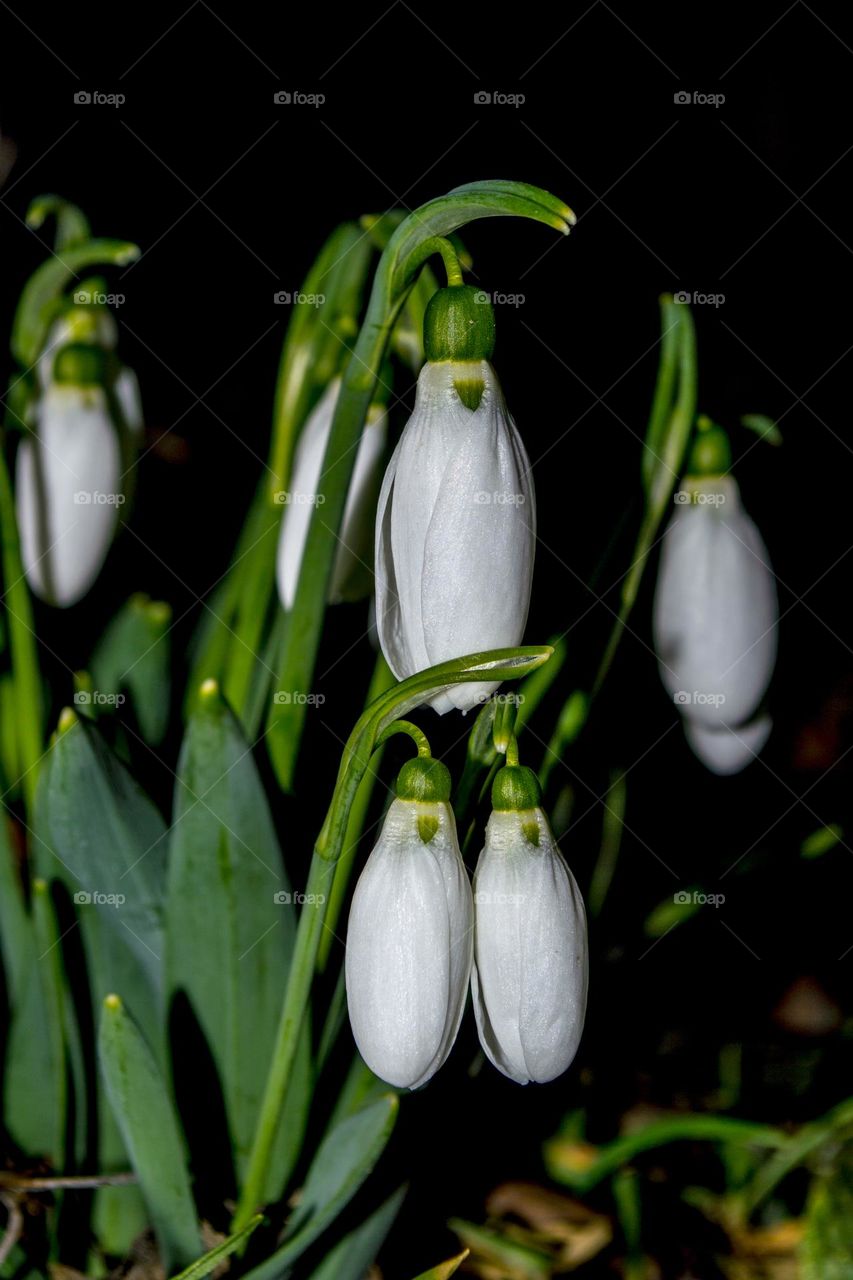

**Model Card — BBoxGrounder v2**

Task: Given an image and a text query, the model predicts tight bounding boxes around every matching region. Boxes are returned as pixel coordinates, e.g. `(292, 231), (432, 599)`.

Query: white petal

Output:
(684, 713), (772, 775)
(329, 406), (387, 603)
(653, 477), (777, 726)
(472, 809), (587, 1084)
(16, 385), (122, 607)
(114, 366), (144, 438)
(345, 799), (472, 1089)
(276, 382), (339, 610)
(374, 361), (535, 714)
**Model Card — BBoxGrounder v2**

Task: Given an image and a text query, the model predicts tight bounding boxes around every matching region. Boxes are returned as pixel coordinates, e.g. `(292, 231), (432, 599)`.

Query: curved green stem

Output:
(375, 718), (432, 757)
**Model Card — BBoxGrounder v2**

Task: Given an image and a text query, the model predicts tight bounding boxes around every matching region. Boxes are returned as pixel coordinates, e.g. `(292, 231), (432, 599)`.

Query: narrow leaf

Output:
(98, 994), (201, 1270)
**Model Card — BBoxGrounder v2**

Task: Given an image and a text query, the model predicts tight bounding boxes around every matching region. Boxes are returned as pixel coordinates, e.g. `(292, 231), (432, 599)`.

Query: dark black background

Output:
(2, 2), (852, 1272)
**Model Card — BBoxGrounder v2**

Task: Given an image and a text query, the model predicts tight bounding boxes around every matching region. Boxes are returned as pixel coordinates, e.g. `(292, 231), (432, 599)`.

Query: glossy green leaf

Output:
(98, 994), (201, 1270)
(242, 1095), (398, 1280)
(89, 594), (172, 745)
(166, 680), (310, 1202)
(450, 1220), (551, 1278)
(168, 1215), (264, 1280)
(305, 1185), (406, 1280)
(12, 238), (139, 368)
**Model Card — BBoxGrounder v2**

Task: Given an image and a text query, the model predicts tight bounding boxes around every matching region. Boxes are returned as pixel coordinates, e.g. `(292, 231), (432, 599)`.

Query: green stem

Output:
(233, 852), (336, 1232)
(0, 443), (43, 816)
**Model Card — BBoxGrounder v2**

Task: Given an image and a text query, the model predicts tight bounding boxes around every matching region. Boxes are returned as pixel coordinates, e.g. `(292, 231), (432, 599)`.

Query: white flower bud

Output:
(654, 475), (777, 732)
(374, 360), (535, 714)
(16, 382), (122, 607)
(684, 713), (772, 776)
(276, 380), (387, 609)
(345, 795), (473, 1089)
(472, 807), (587, 1084)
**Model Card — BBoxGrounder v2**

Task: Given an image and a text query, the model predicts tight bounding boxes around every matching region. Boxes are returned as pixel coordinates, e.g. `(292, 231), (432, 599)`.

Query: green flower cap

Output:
(423, 285), (495, 364)
(52, 342), (108, 388)
(492, 762), (542, 812)
(686, 415), (732, 476)
(396, 755), (452, 804)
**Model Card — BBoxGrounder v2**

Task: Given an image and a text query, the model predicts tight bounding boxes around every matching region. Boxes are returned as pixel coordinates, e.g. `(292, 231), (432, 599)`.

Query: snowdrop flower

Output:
(114, 365), (144, 440)
(346, 755), (473, 1089)
(277, 379), (387, 609)
(654, 423), (777, 767)
(684, 713), (772, 776)
(472, 757), (587, 1085)
(375, 286), (535, 714)
(17, 345), (123, 607)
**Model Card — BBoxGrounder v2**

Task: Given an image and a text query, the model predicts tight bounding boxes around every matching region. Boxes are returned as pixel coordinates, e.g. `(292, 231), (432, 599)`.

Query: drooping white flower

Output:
(654, 474), (777, 732)
(472, 795), (588, 1085)
(16, 379), (122, 607)
(684, 713), (772, 776)
(374, 359), (535, 714)
(345, 760), (473, 1089)
(276, 380), (387, 609)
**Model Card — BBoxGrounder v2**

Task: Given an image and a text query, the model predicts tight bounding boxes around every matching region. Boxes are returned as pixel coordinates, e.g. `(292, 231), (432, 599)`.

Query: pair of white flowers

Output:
(17, 307), (141, 607)
(345, 757), (588, 1088)
(276, 284), (535, 711)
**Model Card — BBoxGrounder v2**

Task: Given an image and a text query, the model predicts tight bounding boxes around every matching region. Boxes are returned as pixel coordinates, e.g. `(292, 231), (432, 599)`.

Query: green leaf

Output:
(801, 823), (842, 859)
(450, 1220), (552, 1278)
(35, 712), (167, 1052)
(12, 237), (139, 368)
(305, 1185), (406, 1280)
(98, 994), (201, 1270)
(802, 1153), (853, 1279)
(741, 413), (783, 446)
(643, 887), (703, 936)
(26, 194), (91, 251)
(168, 1215), (264, 1280)
(0, 853), (65, 1166)
(242, 1095), (398, 1280)
(166, 681), (311, 1201)
(89, 594), (173, 745)
(409, 1253), (470, 1280)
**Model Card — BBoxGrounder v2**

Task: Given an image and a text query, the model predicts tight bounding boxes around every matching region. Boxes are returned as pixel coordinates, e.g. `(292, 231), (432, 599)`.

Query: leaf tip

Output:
(57, 706), (78, 734)
(104, 993), (122, 1013)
